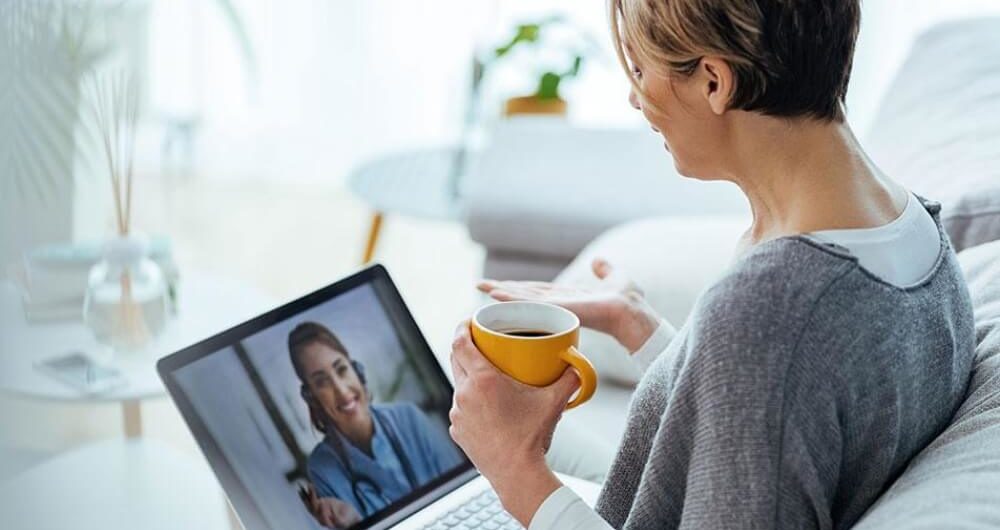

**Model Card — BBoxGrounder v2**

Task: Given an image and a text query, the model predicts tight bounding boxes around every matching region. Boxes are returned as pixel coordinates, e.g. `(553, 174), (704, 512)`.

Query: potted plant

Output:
(483, 17), (597, 117)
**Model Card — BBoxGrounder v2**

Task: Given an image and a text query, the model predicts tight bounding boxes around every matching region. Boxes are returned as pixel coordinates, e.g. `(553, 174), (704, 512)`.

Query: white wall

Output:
(146, 0), (646, 183)
(145, 0), (1000, 183)
(149, 0), (501, 183)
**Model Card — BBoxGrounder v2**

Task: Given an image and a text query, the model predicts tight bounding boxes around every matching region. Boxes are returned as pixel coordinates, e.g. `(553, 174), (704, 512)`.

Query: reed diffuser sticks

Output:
(90, 71), (138, 237)
(87, 71), (151, 351)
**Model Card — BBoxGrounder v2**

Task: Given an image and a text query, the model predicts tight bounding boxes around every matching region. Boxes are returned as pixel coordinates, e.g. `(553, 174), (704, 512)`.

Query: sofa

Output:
(461, 119), (750, 282)
(520, 17), (1000, 526)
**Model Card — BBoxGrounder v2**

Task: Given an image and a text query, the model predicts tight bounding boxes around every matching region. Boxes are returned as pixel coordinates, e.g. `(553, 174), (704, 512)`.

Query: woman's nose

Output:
(331, 377), (350, 399)
(628, 88), (641, 110)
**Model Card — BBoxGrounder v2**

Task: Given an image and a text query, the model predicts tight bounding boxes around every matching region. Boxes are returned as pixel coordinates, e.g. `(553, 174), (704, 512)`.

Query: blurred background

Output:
(2, 1), (1000, 528)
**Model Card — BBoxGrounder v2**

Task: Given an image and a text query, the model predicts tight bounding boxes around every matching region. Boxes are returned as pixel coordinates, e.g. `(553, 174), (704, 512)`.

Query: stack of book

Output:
(13, 237), (179, 323)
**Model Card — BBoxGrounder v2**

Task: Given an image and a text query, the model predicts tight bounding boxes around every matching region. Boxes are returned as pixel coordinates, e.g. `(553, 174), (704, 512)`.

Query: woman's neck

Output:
(722, 114), (907, 249)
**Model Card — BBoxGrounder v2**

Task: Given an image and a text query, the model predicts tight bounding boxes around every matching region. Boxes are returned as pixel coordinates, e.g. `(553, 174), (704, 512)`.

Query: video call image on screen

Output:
(174, 282), (466, 529)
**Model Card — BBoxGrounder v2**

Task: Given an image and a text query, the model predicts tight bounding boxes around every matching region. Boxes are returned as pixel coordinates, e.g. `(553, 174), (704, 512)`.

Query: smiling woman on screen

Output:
(288, 322), (463, 528)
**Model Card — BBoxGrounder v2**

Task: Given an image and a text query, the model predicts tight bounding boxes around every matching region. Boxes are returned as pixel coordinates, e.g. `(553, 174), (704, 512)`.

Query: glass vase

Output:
(83, 235), (169, 355)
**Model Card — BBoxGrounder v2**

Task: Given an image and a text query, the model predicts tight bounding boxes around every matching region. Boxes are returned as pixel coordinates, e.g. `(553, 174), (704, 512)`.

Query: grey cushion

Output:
(864, 18), (1000, 252)
(855, 240), (1000, 528)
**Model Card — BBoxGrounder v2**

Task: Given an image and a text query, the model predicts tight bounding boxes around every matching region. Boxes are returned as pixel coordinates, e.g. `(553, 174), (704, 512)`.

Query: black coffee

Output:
(501, 329), (553, 338)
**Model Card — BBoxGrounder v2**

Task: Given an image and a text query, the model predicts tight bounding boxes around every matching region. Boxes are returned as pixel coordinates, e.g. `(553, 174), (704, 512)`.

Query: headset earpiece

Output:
(351, 359), (367, 386)
(300, 384), (327, 434)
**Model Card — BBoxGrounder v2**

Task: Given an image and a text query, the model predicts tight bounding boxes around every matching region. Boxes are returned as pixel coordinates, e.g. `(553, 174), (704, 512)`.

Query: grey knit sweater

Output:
(594, 199), (975, 529)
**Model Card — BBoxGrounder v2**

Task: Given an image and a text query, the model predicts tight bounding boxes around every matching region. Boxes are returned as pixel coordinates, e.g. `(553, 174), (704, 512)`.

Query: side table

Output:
(347, 146), (469, 264)
(0, 270), (274, 437)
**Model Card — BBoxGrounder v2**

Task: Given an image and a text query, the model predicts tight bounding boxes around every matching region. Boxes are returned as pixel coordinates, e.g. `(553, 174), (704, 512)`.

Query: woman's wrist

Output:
(613, 293), (662, 353)
(490, 456), (562, 528)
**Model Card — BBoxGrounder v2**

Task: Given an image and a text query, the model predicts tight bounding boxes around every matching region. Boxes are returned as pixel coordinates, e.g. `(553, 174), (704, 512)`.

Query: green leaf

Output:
(517, 24), (540, 42)
(567, 55), (583, 77)
(495, 23), (541, 58)
(536, 72), (561, 100)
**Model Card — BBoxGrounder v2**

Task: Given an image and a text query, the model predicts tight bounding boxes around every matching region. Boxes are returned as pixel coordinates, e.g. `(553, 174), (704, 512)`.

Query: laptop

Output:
(158, 264), (599, 530)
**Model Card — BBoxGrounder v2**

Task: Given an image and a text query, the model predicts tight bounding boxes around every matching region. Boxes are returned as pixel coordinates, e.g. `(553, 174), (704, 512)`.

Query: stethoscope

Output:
(327, 406), (419, 518)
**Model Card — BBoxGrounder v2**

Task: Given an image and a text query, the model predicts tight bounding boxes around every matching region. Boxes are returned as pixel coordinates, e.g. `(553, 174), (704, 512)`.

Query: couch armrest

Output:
(462, 119), (748, 264)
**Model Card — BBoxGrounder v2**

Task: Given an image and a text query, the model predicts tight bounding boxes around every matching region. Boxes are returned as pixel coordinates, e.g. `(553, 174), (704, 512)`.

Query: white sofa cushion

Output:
(864, 18), (1000, 252)
(462, 118), (748, 262)
(855, 239), (1000, 529)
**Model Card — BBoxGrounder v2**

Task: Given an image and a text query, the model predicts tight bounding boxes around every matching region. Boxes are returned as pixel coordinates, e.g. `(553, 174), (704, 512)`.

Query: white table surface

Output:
(0, 271), (274, 403)
(347, 147), (467, 221)
(0, 437), (230, 530)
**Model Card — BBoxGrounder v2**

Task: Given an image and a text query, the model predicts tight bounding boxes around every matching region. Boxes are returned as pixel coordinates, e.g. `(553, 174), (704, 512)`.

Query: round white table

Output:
(0, 271), (274, 437)
(347, 146), (471, 263)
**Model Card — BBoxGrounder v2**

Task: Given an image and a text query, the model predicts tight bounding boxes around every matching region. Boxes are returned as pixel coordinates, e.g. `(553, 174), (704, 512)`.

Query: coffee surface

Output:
(499, 329), (552, 338)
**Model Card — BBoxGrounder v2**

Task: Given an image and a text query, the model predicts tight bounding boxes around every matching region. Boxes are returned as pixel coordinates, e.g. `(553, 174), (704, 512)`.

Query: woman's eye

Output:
(336, 365), (348, 376)
(632, 66), (643, 79)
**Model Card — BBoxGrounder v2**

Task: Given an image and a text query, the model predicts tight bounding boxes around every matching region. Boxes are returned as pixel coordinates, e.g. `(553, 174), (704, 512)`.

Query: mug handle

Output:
(558, 346), (597, 410)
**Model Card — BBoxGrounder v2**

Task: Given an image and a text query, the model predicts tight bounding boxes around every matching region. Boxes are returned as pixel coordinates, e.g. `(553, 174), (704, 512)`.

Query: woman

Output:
(448, 1), (975, 529)
(288, 321), (463, 528)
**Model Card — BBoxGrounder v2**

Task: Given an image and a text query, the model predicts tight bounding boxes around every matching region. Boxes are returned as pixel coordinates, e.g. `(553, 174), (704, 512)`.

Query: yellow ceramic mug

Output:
(470, 301), (597, 409)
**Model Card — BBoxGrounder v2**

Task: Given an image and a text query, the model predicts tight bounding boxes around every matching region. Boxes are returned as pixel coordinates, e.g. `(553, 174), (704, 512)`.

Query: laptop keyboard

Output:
(420, 488), (523, 530)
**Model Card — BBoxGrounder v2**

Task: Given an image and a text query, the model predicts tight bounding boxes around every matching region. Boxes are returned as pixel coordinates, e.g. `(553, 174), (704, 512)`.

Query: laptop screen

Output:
(160, 266), (473, 530)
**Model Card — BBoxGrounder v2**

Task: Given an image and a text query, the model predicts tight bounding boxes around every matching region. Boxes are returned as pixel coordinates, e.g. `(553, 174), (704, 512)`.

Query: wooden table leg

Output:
(362, 212), (384, 264)
(123, 399), (142, 438)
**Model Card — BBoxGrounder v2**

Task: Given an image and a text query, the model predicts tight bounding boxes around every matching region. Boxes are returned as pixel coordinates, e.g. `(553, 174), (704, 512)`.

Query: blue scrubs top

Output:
(307, 402), (465, 518)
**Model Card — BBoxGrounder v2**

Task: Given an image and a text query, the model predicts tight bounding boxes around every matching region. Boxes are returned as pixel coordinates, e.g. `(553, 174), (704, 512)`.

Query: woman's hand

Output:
(303, 485), (362, 529)
(478, 258), (661, 352)
(448, 321), (577, 526)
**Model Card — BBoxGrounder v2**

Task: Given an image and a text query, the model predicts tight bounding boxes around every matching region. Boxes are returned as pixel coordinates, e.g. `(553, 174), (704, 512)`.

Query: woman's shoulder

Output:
(666, 239), (859, 397)
(305, 437), (350, 493)
(699, 236), (857, 321)
(373, 401), (422, 416)
(372, 402), (426, 428)
(676, 238), (861, 368)
(307, 436), (338, 467)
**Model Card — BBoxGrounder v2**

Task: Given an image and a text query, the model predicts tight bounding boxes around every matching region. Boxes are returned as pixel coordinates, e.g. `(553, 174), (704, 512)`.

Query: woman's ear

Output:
(699, 57), (734, 116)
(301, 385), (328, 434)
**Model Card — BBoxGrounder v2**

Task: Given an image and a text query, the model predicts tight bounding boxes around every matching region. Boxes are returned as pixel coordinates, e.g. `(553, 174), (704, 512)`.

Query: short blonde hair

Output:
(609, 0), (860, 122)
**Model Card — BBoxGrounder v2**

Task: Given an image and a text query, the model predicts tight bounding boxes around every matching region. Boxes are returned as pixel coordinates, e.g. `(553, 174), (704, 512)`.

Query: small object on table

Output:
(0, 271), (273, 438)
(83, 235), (170, 356)
(34, 351), (127, 395)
